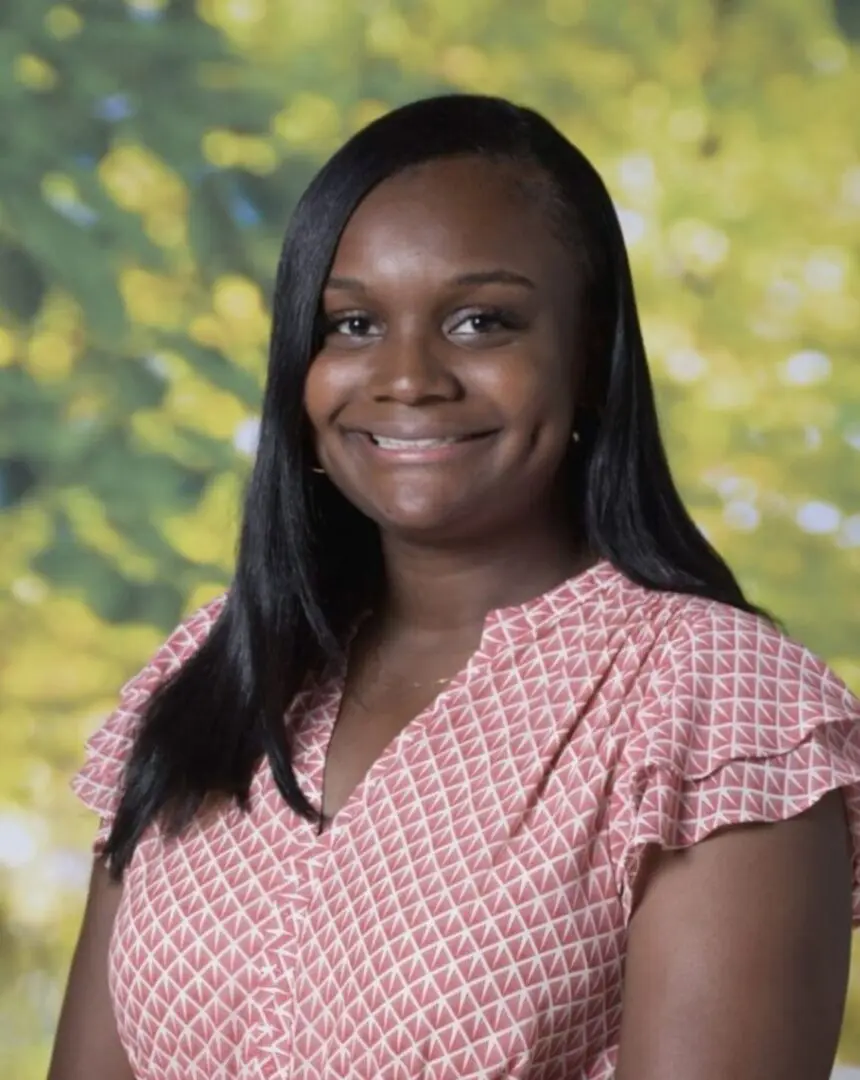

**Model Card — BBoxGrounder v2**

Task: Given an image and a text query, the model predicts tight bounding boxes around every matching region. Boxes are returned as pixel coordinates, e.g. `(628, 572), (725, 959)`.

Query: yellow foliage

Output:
(26, 331), (77, 381)
(4, 642), (125, 705)
(0, 327), (17, 366)
(640, 314), (694, 362)
(189, 313), (227, 348)
(41, 172), (79, 207)
(667, 219), (731, 277)
(242, 139), (278, 175)
(40, 290), (84, 334)
(130, 408), (187, 458)
(281, 0), (346, 44)
(160, 471), (241, 566)
(98, 143), (188, 218)
(163, 376), (250, 441)
(365, 11), (413, 59)
(197, 0), (267, 43)
(202, 129), (278, 174)
(668, 106), (709, 145)
(629, 80), (672, 121)
(545, 0), (587, 25)
(7, 577), (50, 611)
(804, 248), (850, 294)
(183, 275), (271, 356)
(1, 505), (52, 575)
(702, 370), (759, 411)
(818, 295), (860, 335)
(44, 5), (83, 38)
(560, 41), (636, 91)
(439, 46), (493, 91)
(144, 209), (187, 249)
(212, 275), (265, 326)
(2, 594), (146, 707)
(348, 99), (389, 133)
(62, 489), (161, 579)
(22, 291), (86, 380)
(271, 93), (342, 151)
(186, 284), (269, 373)
(808, 35), (850, 73)
(65, 389), (107, 425)
(832, 659), (860, 696)
(13, 54), (58, 91)
(201, 129), (241, 169)
(36, 595), (111, 650)
(119, 267), (187, 328)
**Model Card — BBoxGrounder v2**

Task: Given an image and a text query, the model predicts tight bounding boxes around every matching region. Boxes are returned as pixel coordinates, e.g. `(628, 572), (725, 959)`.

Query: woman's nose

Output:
(368, 327), (462, 404)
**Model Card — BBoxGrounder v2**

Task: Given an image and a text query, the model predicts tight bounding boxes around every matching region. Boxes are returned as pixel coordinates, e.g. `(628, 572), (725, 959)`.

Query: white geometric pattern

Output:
(72, 560), (860, 1079)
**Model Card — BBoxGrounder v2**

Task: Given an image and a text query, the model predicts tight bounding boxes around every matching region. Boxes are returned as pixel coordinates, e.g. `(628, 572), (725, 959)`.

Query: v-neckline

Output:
(312, 642), (488, 841)
(296, 558), (616, 844)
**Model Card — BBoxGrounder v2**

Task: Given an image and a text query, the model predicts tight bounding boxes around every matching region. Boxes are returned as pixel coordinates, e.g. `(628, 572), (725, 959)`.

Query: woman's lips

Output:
(372, 435), (464, 449)
(355, 430), (496, 462)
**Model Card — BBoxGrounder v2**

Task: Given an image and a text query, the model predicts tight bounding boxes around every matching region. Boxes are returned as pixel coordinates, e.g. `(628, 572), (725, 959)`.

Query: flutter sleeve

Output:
(71, 596), (226, 853)
(612, 598), (860, 922)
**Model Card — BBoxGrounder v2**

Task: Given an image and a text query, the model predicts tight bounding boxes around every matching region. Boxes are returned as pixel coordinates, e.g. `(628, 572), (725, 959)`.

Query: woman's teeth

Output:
(370, 436), (464, 449)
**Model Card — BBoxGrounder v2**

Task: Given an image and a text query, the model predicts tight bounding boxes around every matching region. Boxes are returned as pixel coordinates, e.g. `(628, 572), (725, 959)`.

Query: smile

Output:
(356, 430), (496, 462)
(371, 435), (466, 449)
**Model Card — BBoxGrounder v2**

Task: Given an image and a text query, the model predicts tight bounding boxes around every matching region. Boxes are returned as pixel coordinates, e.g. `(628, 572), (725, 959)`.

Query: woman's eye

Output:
(325, 313), (377, 337)
(450, 310), (518, 336)
(334, 315), (367, 334)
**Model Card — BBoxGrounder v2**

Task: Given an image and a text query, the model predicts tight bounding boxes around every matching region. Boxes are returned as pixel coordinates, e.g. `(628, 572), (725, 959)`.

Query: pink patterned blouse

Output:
(72, 560), (860, 1080)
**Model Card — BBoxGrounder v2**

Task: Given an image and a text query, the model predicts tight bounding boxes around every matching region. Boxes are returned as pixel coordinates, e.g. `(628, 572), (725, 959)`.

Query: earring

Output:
(311, 466), (326, 475)
(571, 430), (581, 443)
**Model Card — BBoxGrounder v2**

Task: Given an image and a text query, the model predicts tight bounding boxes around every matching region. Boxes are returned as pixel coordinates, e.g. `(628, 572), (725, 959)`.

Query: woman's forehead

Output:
(329, 157), (574, 285)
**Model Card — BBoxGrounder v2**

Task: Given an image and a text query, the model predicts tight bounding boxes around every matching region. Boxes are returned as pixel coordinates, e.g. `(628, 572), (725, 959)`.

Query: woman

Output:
(50, 95), (860, 1080)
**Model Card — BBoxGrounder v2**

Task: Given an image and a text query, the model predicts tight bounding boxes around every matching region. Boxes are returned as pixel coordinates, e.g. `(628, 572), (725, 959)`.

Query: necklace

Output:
(409, 674), (455, 689)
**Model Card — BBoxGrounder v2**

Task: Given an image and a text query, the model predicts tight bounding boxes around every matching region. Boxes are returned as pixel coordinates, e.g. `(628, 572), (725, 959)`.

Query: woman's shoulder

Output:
(623, 586), (860, 767)
(173, 592), (227, 654)
(592, 563), (835, 679)
(650, 589), (845, 698)
(118, 592), (228, 701)
(168, 592), (229, 653)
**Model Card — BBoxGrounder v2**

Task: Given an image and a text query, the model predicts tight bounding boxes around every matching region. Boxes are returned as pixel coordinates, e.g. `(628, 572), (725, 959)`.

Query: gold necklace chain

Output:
(409, 674), (455, 689)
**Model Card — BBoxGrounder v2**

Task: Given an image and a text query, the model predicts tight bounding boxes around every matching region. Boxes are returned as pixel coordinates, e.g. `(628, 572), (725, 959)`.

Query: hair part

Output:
(103, 94), (765, 878)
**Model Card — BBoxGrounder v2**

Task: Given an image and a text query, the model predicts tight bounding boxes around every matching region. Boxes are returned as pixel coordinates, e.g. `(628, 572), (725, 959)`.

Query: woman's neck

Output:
(376, 526), (592, 638)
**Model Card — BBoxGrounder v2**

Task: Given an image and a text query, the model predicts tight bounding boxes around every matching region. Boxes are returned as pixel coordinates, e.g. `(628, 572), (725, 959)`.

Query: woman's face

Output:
(303, 155), (589, 543)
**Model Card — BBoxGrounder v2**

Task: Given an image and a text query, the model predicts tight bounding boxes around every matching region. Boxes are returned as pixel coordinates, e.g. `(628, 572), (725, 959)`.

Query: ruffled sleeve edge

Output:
(613, 716), (860, 925)
(70, 713), (133, 852)
(70, 594), (228, 853)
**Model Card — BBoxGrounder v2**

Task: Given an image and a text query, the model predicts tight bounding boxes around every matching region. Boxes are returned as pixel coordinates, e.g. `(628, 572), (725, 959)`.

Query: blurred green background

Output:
(1, 0), (859, 1076)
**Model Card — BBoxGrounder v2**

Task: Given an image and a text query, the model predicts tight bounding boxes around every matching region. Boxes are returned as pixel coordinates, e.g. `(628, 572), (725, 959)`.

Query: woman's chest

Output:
(108, 685), (633, 1079)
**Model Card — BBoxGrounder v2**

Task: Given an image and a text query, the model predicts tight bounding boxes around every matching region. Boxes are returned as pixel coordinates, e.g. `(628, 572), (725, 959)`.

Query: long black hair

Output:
(104, 94), (763, 877)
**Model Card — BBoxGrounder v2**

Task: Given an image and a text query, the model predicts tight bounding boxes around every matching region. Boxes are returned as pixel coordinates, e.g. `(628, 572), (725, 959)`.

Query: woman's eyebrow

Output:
(326, 276), (367, 292)
(452, 269), (536, 289)
(325, 270), (537, 293)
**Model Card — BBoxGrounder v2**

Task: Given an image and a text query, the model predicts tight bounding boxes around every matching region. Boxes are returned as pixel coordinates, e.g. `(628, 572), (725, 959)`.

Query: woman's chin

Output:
(367, 498), (482, 542)
(374, 509), (465, 539)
